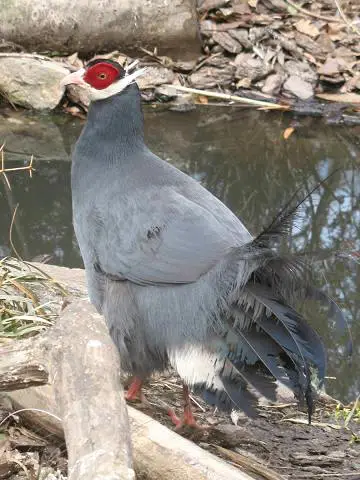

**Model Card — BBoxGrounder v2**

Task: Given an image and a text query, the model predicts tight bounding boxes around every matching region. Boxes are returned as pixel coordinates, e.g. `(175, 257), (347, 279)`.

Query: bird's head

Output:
(60, 58), (145, 102)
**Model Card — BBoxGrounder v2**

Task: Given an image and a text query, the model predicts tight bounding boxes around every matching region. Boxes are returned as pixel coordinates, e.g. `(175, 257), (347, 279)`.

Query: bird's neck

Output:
(78, 85), (145, 160)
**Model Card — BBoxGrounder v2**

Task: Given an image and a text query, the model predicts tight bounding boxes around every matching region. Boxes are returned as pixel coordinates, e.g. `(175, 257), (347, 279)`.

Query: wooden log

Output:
(1, 299), (135, 480)
(0, 0), (200, 59)
(1, 297), (254, 480)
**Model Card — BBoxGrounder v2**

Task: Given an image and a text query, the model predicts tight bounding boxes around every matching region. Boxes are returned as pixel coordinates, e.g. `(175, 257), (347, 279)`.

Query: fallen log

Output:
(1, 291), (254, 480)
(0, 0), (199, 59)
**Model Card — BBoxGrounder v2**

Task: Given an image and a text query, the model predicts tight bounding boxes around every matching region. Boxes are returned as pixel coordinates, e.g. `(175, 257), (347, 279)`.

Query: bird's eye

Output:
(98, 72), (107, 79)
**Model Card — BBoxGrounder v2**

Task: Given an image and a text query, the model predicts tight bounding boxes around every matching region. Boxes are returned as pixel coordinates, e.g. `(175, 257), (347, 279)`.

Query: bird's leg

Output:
(168, 384), (203, 430)
(125, 376), (148, 404)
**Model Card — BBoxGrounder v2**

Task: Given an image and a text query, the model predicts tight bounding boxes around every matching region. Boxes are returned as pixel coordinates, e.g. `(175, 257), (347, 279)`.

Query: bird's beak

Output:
(60, 68), (87, 88)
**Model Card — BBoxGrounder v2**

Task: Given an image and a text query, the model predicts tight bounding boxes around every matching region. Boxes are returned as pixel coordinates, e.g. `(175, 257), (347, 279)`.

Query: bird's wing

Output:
(93, 188), (246, 285)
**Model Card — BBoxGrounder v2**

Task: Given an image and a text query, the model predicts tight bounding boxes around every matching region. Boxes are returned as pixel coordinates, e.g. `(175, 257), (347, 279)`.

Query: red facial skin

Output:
(83, 62), (120, 90)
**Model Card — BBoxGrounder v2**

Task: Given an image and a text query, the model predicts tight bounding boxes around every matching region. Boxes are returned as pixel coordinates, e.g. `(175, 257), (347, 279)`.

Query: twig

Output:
(9, 204), (23, 261)
(163, 84), (290, 110)
(284, 0), (343, 22)
(0, 408), (61, 428)
(0, 145), (35, 189)
(333, 0), (360, 36)
(214, 445), (285, 480)
(192, 52), (222, 73)
(189, 394), (206, 412)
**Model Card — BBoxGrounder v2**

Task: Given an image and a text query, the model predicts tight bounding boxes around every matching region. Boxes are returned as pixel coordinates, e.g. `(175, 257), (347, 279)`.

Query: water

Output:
(0, 107), (359, 402)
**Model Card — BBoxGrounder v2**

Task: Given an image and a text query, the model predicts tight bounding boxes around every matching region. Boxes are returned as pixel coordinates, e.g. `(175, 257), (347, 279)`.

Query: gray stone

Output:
(0, 54), (69, 110)
(284, 60), (318, 85)
(189, 65), (234, 89)
(136, 67), (175, 90)
(283, 75), (314, 100)
(67, 84), (91, 108)
(261, 73), (284, 95)
(234, 53), (273, 82)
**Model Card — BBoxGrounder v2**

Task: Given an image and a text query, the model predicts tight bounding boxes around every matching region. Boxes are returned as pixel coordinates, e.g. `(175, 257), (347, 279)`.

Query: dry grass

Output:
(0, 257), (67, 338)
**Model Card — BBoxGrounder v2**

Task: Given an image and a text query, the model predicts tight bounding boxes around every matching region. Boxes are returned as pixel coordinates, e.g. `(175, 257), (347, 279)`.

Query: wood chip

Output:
(295, 19), (320, 38)
(316, 92), (360, 103)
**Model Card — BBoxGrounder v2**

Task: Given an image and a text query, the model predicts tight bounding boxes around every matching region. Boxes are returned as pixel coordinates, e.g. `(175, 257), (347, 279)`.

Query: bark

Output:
(1, 298), (254, 480)
(0, 1), (200, 59)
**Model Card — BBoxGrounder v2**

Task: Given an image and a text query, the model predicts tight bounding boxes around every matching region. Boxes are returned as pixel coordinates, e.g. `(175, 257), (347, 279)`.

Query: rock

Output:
(284, 60), (318, 85)
(234, 53), (273, 82)
(228, 29), (253, 50)
(189, 65), (234, 88)
(136, 67), (175, 90)
(318, 58), (341, 76)
(212, 32), (243, 54)
(283, 75), (314, 100)
(67, 84), (91, 108)
(261, 73), (284, 95)
(0, 54), (69, 110)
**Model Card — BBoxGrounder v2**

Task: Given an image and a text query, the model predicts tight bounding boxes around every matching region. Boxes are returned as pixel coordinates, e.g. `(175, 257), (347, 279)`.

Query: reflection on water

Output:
(0, 107), (359, 402)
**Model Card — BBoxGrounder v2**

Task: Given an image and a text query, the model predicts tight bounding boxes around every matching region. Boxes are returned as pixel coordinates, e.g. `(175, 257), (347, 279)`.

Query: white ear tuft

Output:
(125, 59), (140, 73)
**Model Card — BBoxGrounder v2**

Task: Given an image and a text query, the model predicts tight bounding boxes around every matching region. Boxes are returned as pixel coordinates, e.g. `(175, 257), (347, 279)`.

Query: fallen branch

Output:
(1, 294), (254, 480)
(164, 84), (290, 110)
(284, 0), (343, 23)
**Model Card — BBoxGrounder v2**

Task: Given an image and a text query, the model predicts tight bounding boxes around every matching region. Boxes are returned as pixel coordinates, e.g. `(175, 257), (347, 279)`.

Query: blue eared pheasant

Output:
(61, 59), (345, 428)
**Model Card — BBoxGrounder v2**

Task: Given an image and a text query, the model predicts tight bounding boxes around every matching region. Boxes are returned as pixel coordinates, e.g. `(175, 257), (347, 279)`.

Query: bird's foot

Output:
(167, 406), (205, 431)
(125, 377), (150, 406)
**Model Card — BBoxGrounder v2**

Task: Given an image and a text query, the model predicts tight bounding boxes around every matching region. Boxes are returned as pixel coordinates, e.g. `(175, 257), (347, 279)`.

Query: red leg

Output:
(125, 376), (148, 404)
(168, 385), (203, 430)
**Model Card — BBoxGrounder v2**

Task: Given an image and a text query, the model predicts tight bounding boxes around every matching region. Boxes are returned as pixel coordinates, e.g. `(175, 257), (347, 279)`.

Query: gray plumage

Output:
(71, 70), (340, 417)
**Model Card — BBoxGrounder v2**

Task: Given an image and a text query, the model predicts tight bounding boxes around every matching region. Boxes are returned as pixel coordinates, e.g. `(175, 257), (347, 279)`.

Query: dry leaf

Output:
(248, 0), (258, 8)
(236, 78), (252, 88)
(283, 127), (295, 139)
(197, 95), (209, 104)
(295, 19), (320, 38)
(316, 92), (360, 103)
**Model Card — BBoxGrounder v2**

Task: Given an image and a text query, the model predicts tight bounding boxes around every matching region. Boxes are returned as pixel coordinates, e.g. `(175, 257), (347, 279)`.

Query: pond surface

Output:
(0, 106), (359, 403)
